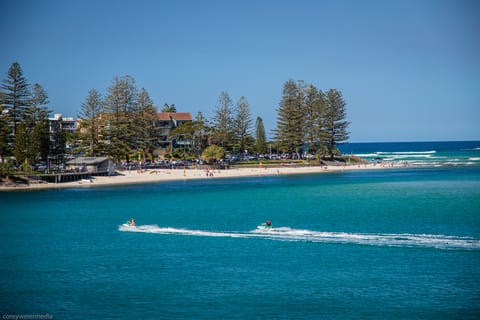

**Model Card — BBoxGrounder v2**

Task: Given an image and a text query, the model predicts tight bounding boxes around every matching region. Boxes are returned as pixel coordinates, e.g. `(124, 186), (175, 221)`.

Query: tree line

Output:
(275, 79), (349, 159)
(0, 62), (58, 171)
(76, 77), (267, 163)
(0, 62), (350, 170)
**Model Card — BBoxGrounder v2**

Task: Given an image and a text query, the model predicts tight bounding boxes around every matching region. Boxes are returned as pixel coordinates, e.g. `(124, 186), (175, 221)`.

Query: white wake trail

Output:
(119, 225), (480, 250)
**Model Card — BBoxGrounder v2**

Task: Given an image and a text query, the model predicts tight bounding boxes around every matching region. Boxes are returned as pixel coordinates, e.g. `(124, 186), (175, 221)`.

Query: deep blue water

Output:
(1, 142), (480, 319)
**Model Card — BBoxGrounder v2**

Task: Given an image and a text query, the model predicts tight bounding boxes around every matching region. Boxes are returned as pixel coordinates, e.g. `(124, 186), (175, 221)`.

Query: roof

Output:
(66, 157), (112, 165)
(157, 112), (192, 121)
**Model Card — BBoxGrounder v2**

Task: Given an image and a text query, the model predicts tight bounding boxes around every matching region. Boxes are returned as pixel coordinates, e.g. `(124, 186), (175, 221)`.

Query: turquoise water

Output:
(340, 140), (480, 166)
(1, 142), (480, 319)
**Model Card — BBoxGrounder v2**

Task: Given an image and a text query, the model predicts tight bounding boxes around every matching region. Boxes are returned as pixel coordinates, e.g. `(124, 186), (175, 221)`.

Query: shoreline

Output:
(0, 163), (406, 191)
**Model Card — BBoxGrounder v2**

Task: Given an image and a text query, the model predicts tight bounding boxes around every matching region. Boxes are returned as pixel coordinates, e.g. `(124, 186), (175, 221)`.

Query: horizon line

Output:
(345, 139), (480, 144)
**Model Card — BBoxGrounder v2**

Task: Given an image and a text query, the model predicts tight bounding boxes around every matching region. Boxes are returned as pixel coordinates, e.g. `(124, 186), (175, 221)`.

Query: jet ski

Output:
(257, 222), (273, 230)
(123, 218), (136, 227)
(122, 223), (136, 227)
(257, 225), (272, 230)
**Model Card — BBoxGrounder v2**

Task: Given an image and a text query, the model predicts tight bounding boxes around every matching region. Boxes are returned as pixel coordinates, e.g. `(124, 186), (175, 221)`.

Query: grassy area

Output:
(232, 155), (367, 168)
(233, 160), (306, 168)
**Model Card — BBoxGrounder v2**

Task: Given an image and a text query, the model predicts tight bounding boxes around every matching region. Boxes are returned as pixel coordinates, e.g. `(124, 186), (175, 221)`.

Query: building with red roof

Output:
(155, 112), (193, 149)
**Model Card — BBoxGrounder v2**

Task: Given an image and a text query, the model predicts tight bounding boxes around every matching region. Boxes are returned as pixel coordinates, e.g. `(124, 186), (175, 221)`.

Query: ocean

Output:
(1, 141), (479, 319)
(339, 140), (480, 167)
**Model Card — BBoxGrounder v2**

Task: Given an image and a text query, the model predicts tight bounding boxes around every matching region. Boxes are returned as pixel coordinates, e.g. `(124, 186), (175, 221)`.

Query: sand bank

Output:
(0, 163), (401, 191)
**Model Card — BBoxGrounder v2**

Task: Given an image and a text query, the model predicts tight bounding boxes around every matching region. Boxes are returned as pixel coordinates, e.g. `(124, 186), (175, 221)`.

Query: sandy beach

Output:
(0, 163), (401, 191)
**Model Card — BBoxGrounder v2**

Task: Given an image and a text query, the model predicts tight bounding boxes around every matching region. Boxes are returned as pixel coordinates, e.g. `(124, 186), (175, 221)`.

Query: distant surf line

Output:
(119, 225), (480, 251)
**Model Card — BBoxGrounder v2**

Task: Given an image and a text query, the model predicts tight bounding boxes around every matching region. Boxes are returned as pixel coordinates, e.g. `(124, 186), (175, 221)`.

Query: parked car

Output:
(35, 163), (47, 171)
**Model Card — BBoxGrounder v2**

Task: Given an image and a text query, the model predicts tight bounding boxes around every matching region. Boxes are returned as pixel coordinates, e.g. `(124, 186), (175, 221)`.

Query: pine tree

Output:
(79, 89), (103, 156)
(195, 111), (209, 128)
(103, 75), (138, 161)
(324, 89), (350, 158)
(13, 121), (28, 166)
(161, 103), (176, 112)
(24, 83), (50, 128)
(27, 115), (50, 164)
(304, 85), (327, 153)
(1, 62), (30, 136)
(254, 116), (267, 154)
(38, 117), (50, 162)
(49, 115), (66, 163)
(274, 80), (305, 154)
(29, 120), (43, 164)
(24, 83), (51, 163)
(210, 91), (234, 149)
(234, 96), (253, 153)
(0, 101), (13, 162)
(303, 85), (317, 150)
(134, 88), (157, 161)
(193, 112), (209, 155)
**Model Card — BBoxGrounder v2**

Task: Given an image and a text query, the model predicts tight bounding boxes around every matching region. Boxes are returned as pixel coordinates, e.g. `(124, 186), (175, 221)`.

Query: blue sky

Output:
(1, 0), (479, 142)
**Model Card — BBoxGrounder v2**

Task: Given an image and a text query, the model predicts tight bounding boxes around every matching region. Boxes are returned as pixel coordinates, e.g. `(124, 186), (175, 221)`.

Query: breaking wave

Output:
(119, 225), (480, 251)
(354, 148), (480, 166)
(378, 151), (437, 155)
(356, 151), (437, 158)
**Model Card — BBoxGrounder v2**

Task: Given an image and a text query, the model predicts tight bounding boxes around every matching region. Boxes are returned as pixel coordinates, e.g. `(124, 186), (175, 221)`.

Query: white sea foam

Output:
(387, 155), (434, 160)
(119, 225), (480, 250)
(353, 153), (380, 157)
(352, 148), (479, 166)
(377, 150), (436, 155)
(355, 151), (437, 158)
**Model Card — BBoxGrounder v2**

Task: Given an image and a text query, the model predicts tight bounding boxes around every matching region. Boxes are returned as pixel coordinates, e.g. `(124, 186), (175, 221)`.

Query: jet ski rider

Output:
(128, 217), (136, 226)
